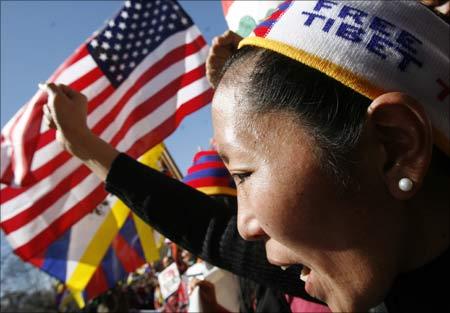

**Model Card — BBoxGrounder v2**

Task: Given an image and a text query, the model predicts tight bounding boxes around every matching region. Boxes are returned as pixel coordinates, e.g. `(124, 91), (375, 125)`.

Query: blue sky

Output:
(1, 0), (227, 174)
(1, 0), (227, 294)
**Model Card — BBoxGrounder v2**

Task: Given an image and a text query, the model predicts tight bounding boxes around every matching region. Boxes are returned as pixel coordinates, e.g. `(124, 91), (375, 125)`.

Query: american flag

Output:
(0, 0), (212, 260)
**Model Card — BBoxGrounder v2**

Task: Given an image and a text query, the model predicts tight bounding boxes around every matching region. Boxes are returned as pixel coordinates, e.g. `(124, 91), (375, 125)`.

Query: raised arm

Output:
(40, 83), (119, 181)
(40, 81), (314, 300)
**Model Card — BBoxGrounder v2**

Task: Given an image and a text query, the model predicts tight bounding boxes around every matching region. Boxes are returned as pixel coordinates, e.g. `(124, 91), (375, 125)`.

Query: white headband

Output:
(239, 0), (450, 156)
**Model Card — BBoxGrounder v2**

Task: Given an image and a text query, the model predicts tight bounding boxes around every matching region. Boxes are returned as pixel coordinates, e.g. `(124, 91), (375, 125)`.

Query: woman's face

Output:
(212, 77), (403, 311)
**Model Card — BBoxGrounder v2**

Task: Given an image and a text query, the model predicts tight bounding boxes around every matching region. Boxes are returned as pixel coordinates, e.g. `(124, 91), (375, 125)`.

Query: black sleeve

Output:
(105, 153), (315, 300)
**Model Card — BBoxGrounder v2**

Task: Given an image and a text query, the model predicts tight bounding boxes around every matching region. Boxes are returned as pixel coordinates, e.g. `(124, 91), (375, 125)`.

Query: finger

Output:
(42, 105), (57, 129)
(211, 36), (235, 50)
(210, 44), (235, 58)
(188, 278), (200, 294)
(189, 278), (200, 286)
(188, 285), (198, 296)
(58, 84), (75, 98)
(59, 84), (86, 101)
(42, 103), (50, 116)
(211, 39), (237, 53)
(216, 30), (242, 47)
(207, 47), (231, 62)
(43, 104), (54, 120)
(45, 116), (57, 129)
(206, 59), (227, 74)
(38, 82), (60, 97)
(206, 68), (224, 80)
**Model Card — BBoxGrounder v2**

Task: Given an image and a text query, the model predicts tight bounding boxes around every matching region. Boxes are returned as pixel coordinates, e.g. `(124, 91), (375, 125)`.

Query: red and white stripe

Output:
(0, 25), (212, 260)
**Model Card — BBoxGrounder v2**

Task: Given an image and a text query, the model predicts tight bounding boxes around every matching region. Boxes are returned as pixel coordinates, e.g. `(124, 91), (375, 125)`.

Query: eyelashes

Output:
(232, 172), (252, 185)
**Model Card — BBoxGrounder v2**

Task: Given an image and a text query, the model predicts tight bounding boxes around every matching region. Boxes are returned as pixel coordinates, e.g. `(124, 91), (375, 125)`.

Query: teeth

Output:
(300, 267), (311, 282)
(280, 266), (288, 270)
(300, 272), (309, 282)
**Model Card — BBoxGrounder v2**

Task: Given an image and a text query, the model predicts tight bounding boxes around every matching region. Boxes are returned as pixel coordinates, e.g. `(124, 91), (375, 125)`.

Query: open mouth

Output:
(301, 266), (318, 298)
(277, 263), (318, 298)
(279, 264), (312, 284)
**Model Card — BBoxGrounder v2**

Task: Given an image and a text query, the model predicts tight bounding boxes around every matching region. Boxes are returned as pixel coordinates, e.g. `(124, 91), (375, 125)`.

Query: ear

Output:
(367, 92), (433, 200)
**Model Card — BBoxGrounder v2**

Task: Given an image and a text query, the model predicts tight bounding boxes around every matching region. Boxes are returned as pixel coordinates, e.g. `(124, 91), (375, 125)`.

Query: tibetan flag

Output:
(1, 0), (211, 261)
(183, 150), (236, 197)
(221, 0), (284, 37)
(28, 143), (181, 308)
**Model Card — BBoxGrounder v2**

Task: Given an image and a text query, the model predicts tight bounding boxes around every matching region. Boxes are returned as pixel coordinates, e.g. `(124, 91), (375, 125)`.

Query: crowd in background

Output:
(58, 242), (199, 313)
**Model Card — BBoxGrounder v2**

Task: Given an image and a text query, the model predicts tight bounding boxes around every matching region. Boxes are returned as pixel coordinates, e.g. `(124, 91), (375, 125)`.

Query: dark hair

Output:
(220, 47), (371, 188)
(218, 5), (450, 189)
(220, 46), (450, 189)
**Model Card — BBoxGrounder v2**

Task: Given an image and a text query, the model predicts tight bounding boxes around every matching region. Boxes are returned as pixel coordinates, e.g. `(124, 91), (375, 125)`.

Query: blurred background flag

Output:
(27, 143), (182, 308)
(0, 0), (212, 261)
(182, 150), (236, 197)
(221, 0), (284, 37)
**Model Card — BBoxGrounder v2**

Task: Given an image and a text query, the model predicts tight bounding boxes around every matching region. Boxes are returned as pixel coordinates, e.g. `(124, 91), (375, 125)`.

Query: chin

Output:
(325, 289), (387, 313)
(324, 295), (367, 313)
(309, 271), (386, 313)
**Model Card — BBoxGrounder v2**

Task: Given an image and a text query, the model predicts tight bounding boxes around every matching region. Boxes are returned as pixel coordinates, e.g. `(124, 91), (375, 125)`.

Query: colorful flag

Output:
(1, 0), (211, 261)
(221, 0), (284, 37)
(182, 150), (236, 196)
(28, 143), (181, 308)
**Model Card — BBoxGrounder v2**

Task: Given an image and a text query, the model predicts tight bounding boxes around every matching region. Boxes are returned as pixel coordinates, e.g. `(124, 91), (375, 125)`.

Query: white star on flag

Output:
(101, 42), (110, 50)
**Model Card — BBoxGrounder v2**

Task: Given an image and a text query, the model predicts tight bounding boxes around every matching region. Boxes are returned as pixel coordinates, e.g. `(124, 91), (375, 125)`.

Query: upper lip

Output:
(266, 256), (295, 267)
(264, 239), (309, 269)
(266, 253), (309, 271)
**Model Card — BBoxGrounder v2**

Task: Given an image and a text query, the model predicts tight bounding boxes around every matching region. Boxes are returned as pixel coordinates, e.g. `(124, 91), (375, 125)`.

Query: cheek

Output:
(241, 166), (311, 238)
(247, 163), (344, 250)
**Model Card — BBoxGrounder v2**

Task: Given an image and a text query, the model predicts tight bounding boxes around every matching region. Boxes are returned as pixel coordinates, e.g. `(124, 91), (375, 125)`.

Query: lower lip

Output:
(303, 268), (317, 297)
(304, 271), (326, 303)
(304, 272), (313, 295)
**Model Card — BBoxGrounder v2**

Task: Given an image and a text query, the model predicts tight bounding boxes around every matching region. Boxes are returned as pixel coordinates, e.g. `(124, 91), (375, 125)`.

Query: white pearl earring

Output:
(398, 178), (413, 192)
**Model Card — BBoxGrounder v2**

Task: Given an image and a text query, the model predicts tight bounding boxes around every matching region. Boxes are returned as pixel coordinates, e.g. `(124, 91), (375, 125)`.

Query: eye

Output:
(232, 172), (252, 185)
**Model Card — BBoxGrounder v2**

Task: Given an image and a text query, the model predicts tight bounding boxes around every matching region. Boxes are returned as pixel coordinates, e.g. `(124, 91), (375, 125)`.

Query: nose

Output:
(237, 207), (266, 241)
